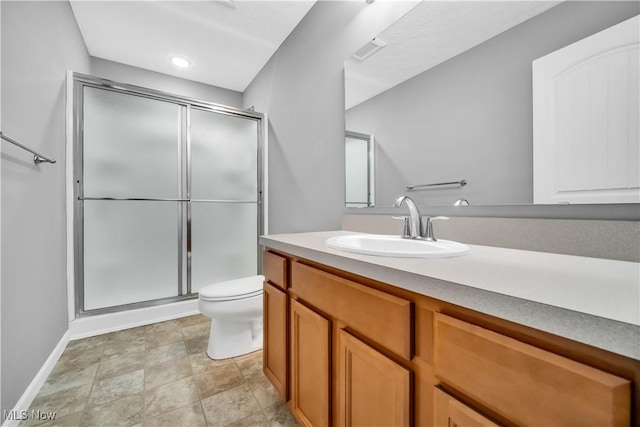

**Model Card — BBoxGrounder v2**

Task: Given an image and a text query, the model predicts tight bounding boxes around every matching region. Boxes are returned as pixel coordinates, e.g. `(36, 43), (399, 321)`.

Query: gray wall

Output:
(1, 1), (90, 415)
(243, 1), (416, 234)
(91, 57), (243, 108)
(346, 1), (640, 209)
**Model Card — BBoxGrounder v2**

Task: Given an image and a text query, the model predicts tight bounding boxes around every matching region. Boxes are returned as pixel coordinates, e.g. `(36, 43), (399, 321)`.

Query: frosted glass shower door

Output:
(82, 87), (182, 310)
(190, 108), (259, 293)
(83, 201), (180, 310)
(76, 75), (263, 314)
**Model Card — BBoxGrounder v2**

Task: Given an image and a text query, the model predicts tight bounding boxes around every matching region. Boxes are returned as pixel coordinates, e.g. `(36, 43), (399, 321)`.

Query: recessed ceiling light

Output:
(170, 56), (191, 68)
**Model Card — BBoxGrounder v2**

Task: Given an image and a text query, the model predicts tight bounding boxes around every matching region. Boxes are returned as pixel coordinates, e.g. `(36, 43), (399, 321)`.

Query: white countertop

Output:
(261, 230), (640, 360)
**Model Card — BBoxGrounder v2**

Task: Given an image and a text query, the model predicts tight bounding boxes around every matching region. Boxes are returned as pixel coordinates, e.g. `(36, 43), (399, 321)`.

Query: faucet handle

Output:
(420, 216), (449, 241)
(392, 216), (411, 238)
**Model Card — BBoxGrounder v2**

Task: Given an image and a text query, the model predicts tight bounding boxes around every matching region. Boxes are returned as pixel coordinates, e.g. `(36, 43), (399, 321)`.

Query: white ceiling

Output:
(70, 0), (316, 92)
(345, 1), (561, 109)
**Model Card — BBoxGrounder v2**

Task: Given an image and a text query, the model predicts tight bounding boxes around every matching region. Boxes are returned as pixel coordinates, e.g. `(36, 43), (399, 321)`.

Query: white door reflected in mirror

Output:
(345, 131), (375, 207)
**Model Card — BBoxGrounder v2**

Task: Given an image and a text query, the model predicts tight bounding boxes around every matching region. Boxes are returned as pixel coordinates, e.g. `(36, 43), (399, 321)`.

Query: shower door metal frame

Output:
(72, 72), (264, 317)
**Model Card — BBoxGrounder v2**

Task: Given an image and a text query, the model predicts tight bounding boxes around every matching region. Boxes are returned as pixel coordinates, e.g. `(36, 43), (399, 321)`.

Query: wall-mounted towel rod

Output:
(0, 131), (56, 165)
(406, 179), (467, 190)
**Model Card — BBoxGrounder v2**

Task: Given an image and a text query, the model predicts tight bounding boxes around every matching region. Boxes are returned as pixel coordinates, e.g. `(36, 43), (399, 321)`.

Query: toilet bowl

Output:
(198, 275), (265, 360)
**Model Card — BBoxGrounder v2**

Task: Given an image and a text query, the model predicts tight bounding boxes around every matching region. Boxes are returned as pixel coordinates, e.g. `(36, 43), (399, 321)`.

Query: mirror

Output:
(344, 1), (639, 208)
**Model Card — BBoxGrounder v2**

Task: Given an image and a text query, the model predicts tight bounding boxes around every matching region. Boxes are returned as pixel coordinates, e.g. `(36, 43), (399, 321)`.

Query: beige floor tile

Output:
(235, 352), (263, 382)
(28, 316), (298, 427)
(181, 323), (210, 341)
(52, 346), (105, 376)
(263, 402), (300, 427)
(247, 375), (280, 409)
(144, 402), (206, 427)
(227, 411), (271, 427)
(145, 341), (188, 367)
(194, 363), (245, 399)
(82, 393), (144, 427)
(144, 377), (200, 417)
(201, 384), (261, 427)
(106, 326), (147, 343)
(103, 336), (146, 359)
(27, 384), (91, 425)
(87, 369), (144, 408)
(184, 337), (209, 356)
(96, 350), (145, 380)
(189, 352), (233, 374)
(233, 349), (262, 363)
(145, 328), (184, 349)
(176, 314), (210, 328)
(145, 319), (181, 335)
(145, 356), (193, 390)
(38, 363), (98, 397)
(64, 335), (109, 353)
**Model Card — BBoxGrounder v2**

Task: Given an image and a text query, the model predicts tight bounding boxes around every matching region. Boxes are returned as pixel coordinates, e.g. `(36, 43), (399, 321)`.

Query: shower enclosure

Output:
(72, 73), (263, 316)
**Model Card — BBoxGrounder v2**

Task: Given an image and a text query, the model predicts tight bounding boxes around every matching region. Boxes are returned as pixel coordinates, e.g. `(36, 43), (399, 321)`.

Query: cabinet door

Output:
(434, 387), (498, 427)
(263, 281), (287, 400)
(290, 299), (331, 427)
(337, 329), (411, 427)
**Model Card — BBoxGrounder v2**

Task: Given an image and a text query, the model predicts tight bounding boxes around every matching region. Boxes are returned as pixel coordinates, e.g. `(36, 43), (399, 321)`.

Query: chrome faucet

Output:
(393, 196), (421, 239)
(394, 195), (448, 241)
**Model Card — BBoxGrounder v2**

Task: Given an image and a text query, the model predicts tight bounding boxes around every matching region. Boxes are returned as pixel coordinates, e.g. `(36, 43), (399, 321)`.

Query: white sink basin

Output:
(326, 234), (470, 258)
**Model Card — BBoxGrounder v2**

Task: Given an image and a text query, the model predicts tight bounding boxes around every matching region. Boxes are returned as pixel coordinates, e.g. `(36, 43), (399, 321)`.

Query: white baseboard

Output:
(2, 331), (70, 427)
(69, 299), (199, 340)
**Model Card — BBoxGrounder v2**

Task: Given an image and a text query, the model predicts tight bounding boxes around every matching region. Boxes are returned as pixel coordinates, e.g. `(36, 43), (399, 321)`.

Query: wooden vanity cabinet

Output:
(262, 251), (289, 401)
(262, 249), (638, 427)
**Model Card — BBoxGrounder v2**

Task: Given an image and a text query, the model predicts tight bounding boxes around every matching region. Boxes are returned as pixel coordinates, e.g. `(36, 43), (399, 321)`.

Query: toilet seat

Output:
(199, 275), (264, 302)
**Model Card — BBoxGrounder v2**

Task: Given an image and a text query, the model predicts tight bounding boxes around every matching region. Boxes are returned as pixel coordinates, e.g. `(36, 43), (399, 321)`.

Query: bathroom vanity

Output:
(260, 231), (639, 427)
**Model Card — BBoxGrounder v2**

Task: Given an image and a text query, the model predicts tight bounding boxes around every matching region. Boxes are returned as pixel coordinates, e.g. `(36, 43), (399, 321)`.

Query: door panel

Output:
(190, 202), (257, 293)
(190, 108), (258, 201)
(263, 282), (288, 400)
(83, 86), (181, 199)
(290, 299), (331, 427)
(83, 200), (179, 310)
(337, 329), (411, 427)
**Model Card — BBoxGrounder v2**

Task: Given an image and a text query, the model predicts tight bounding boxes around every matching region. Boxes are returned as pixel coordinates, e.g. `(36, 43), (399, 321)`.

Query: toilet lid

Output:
(199, 275), (265, 301)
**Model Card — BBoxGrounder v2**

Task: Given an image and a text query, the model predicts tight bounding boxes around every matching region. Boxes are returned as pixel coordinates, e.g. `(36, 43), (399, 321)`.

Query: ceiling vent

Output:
(352, 37), (386, 61)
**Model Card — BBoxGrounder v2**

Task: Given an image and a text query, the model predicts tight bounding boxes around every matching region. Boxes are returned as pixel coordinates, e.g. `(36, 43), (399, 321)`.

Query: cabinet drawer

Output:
(263, 251), (287, 289)
(434, 313), (630, 427)
(291, 262), (412, 360)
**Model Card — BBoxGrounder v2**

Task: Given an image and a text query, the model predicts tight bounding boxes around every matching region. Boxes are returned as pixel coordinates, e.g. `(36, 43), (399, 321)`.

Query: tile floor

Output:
(21, 314), (298, 427)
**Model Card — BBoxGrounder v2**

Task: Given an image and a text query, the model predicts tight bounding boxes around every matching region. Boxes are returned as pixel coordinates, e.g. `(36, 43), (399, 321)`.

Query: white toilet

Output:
(198, 275), (265, 360)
